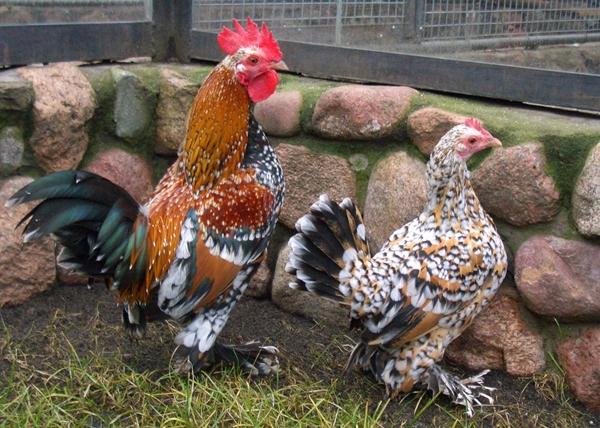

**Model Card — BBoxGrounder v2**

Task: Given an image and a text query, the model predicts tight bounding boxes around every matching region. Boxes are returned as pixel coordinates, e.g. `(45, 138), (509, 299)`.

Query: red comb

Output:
(217, 18), (282, 62)
(464, 118), (491, 137)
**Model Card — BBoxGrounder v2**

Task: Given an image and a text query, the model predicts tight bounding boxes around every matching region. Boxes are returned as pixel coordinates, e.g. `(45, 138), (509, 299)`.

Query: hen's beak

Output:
(272, 60), (289, 71)
(488, 138), (502, 148)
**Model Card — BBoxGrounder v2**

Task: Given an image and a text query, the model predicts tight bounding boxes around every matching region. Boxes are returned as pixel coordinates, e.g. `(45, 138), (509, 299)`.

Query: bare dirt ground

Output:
(1, 283), (598, 427)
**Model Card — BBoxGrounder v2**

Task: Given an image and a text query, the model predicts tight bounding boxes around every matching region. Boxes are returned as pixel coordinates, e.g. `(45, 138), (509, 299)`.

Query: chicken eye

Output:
(468, 137), (478, 145)
(248, 56), (259, 64)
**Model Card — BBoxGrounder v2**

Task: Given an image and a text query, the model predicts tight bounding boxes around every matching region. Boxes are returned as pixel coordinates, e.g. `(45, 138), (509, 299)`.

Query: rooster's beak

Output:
(272, 60), (289, 71)
(488, 138), (502, 148)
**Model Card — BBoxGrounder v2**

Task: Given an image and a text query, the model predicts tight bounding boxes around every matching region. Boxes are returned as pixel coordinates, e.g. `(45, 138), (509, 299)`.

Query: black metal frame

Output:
(0, 22), (153, 66)
(0, 0), (599, 112)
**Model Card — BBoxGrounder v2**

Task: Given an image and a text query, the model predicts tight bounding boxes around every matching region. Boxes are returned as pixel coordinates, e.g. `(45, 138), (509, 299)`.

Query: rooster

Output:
(286, 119), (507, 415)
(7, 18), (286, 375)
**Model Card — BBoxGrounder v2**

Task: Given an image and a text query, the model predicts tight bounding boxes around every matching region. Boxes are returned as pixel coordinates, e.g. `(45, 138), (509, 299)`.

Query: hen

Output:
(7, 18), (285, 375)
(286, 119), (507, 414)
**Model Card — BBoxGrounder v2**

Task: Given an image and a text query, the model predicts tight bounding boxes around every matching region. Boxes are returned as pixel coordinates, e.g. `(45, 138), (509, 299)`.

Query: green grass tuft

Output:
(0, 334), (389, 427)
(1, 296), (596, 428)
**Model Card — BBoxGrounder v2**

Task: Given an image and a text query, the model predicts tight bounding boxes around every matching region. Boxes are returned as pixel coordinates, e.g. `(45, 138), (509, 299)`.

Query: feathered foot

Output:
(422, 364), (495, 417)
(175, 342), (280, 377)
(214, 342), (280, 376)
(122, 305), (146, 340)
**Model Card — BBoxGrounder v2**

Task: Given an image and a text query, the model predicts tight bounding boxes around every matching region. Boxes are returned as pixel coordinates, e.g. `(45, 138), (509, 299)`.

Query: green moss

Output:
(176, 66), (212, 85)
(0, 110), (25, 130)
(127, 66), (161, 95)
(411, 92), (600, 147)
(83, 68), (151, 167)
(84, 68), (116, 106)
(151, 154), (174, 184)
(83, 69), (117, 140)
(80, 132), (127, 168)
(541, 134), (598, 207)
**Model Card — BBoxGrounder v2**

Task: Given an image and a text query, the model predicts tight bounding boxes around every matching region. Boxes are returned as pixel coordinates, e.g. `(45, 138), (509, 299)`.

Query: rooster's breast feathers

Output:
(137, 117), (283, 318)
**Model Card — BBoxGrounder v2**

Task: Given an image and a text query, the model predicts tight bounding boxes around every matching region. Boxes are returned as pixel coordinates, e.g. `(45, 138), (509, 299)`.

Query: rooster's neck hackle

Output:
(179, 64), (250, 192)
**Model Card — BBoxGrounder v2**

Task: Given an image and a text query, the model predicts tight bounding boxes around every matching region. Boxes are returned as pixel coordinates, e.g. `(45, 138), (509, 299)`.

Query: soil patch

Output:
(1, 284), (598, 426)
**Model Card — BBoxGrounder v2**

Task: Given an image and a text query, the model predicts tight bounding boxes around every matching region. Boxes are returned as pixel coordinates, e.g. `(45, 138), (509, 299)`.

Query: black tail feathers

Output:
(7, 170), (141, 279)
(285, 194), (370, 303)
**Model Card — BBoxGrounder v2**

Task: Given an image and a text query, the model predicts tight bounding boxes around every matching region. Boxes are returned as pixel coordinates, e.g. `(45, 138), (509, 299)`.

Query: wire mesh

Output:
(193, 0), (600, 43)
(0, 0), (148, 25)
(0, 0), (142, 4)
(192, 1), (407, 30)
(421, 0), (600, 40)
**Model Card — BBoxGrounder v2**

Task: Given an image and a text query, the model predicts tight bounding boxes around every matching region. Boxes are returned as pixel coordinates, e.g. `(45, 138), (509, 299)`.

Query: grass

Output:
(1, 295), (597, 428)
(0, 332), (389, 427)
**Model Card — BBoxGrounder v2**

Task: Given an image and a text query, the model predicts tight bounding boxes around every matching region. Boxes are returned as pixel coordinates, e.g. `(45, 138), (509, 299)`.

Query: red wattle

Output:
(247, 70), (279, 103)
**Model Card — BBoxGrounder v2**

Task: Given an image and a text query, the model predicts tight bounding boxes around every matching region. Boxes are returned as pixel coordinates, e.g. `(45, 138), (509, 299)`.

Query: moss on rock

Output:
(82, 68), (117, 140)
(412, 93), (600, 146)
(151, 154), (175, 184)
(541, 134), (599, 208)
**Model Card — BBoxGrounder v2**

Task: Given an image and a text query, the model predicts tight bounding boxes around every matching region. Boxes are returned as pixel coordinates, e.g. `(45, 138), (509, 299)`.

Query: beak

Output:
(272, 60), (289, 71)
(488, 137), (502, 148)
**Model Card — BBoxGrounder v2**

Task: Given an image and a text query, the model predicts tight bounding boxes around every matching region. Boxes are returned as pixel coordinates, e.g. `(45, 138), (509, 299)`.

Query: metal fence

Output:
(1, 0), (142, 4)
(0, 0), (599, 111)
(192, 0), (600, 44)
(192, 1), (407, 29)
(0, 0), (150, 24)
(421, 0), (600, 41)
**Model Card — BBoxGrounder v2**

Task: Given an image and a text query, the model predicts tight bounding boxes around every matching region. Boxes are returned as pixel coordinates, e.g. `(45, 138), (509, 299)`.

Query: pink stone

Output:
(557, 328), (600, 411)
(515, 235), (600, 321)
(312, 85), (418, 140)
(407, 107), (468, 155)
(85, 148), (154, 204)
(0, 176), (56, 306)
(18, 63), (96, 172)
(254, 90), (302, 137)
(275, 144), (356, 229)
(472, 143), (560, 226)
(364, 151), (428, 250)
(446, 289), (545, 376)
(155, 69), (199, 155)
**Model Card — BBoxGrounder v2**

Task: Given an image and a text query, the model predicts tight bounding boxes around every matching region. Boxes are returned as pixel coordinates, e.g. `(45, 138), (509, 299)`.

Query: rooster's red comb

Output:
(464, 118), (491, 138)
(217, 18), (282, 62)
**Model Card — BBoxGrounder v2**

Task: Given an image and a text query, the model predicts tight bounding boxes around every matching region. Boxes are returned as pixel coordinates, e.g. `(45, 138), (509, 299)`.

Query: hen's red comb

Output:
(464, 118), (491, 137)
(217, 18), (282, 62)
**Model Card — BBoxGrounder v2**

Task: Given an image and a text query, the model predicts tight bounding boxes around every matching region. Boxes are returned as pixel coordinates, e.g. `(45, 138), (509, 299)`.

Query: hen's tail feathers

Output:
(7, 171), (146, 285)
(285, 194), (370, 304)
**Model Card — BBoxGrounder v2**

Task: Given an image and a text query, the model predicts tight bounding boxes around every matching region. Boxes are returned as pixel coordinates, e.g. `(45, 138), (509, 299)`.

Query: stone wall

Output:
(1, 61), (599, 411)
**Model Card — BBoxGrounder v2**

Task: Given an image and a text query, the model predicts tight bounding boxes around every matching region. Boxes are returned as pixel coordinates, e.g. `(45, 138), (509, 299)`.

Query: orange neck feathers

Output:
(180, 65), (250, 191)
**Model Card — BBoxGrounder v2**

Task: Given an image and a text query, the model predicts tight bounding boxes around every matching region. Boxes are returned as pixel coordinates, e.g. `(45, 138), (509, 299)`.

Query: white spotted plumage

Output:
(287, 121), (507, 416)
